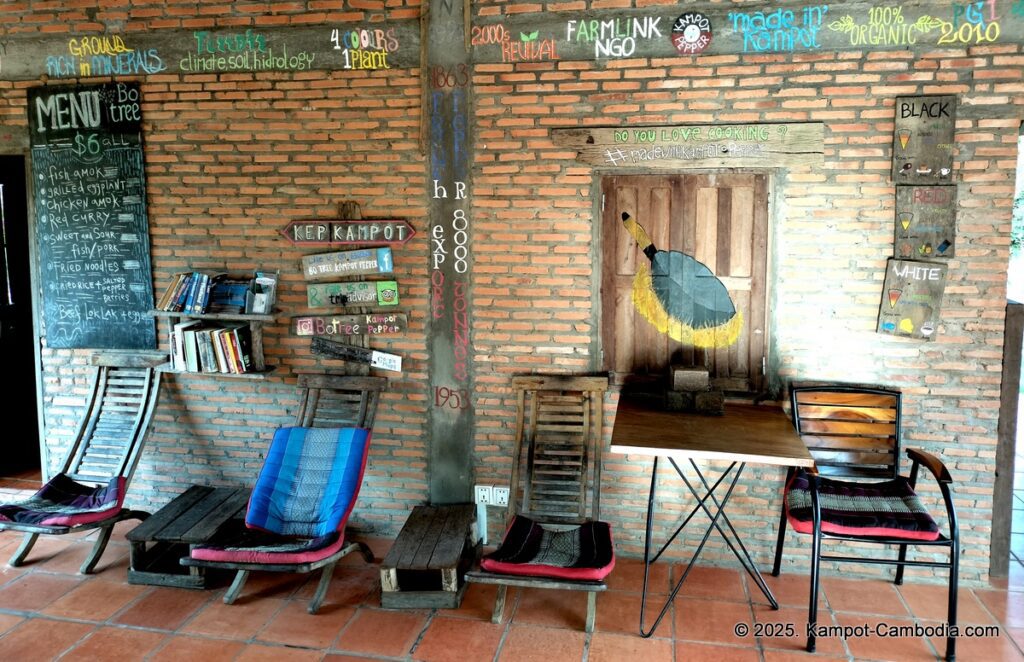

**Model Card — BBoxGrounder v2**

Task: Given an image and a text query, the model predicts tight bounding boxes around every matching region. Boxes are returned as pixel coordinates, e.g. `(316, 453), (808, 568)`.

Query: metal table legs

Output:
(640, 457), (779, 637)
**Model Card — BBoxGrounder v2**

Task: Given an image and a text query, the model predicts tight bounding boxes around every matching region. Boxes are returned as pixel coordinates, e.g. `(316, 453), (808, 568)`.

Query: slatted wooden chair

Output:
(0, 352), (163, 573)
(466, 375), (613, 632)
(181, 374), (386, 614)
(771, 383), (959, 661)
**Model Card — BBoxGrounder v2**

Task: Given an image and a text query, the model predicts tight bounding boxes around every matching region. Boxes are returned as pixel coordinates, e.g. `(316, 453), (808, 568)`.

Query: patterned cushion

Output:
(189, 518), (345, 564)
(479, 515), (615, 581)
(0, 474), (124, 527)
(245, 427), (371, 538)
(785, 470), (940, 541)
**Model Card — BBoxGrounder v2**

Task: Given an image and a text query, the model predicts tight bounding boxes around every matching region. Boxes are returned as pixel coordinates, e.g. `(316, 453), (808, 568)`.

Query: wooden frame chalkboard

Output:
(891, 95), (956, 184)
(895, 185), (957, 259)
(28, 82), (156, 349)
(877, 258), (947, 342)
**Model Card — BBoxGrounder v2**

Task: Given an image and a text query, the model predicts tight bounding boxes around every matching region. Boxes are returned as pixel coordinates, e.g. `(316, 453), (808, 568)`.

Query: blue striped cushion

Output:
(245, 427), (370, 538)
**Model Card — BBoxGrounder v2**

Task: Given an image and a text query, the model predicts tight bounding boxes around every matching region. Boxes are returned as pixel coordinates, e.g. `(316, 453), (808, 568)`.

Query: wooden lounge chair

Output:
(0, 352), (163, 573)
(466, 374), (613, 632)
(180, 374), (385, 613)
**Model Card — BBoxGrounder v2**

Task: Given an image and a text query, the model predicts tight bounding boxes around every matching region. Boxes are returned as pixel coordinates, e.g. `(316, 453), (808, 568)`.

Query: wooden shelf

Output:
(149, 310), (275, 323)
(157, 364), (276, 380)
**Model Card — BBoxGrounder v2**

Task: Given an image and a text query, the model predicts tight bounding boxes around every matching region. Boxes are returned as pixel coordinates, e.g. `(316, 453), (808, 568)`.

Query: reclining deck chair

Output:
(0, 352), (163, 573)
(466, 375), (613, 632)
(181, 374), (386, 614)
(771, 383), (959, 661)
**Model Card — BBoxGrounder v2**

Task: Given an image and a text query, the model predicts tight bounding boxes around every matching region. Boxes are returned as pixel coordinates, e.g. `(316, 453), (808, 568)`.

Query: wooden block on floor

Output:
(380, 504), (477, 609)
(672, 366), (709, 392)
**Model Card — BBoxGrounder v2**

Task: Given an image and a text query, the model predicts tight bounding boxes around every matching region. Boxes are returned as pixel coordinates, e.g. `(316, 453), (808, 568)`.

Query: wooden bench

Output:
(380, 504), (477, 609)
(127, 485), (248, 588)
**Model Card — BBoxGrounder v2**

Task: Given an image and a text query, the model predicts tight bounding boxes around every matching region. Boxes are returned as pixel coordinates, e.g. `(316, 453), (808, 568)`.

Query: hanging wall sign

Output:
(28, 82), (156, 350)
(877, 258), (947, 341)
(292, 313), (407, 336)
(892, 95), (956, 184)
(895, 185), (957, 259)
(280, 219), (415, 246)
(302, 247), (394, 281)
(306, 280), (399, 308)
(311, 336), (402, 372)
(551, 123), (824, 169)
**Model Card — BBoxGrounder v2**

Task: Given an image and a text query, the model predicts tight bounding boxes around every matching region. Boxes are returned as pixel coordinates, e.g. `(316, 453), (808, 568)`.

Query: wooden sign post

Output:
(877, 258), (947, 341)
(311, 336), (402, 372)
(292, 313), (407, 336)
(302, 247), (394, 281)
(307, 281), (399, 308)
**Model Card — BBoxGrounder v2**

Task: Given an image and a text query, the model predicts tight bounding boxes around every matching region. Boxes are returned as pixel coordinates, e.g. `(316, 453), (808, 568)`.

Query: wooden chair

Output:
(181, 374), (386, 613)
(466, 374), (612, 632)
(0, 352), (163, 573)
(771, 383), (959, 661)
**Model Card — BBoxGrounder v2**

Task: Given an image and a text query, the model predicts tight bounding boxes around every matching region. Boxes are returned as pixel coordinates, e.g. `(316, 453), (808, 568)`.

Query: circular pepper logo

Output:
(671, 12), (712, 55)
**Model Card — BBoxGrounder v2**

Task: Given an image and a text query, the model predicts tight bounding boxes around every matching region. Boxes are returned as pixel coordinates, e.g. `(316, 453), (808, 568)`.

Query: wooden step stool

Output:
(380, 504), (477, 609)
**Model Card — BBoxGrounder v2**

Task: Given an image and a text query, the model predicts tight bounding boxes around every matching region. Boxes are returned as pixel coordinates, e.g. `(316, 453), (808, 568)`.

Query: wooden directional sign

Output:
(552, 123), (823, 169)
(281, 219), (415, 246)
(292, 313), (407, 336)
(311, 336), (402, 372)
(303, 247), (394, 281)
(307, 280), (399, 308)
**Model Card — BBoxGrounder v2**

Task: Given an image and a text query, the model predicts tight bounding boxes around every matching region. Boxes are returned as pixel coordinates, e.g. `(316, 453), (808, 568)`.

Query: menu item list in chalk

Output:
(895, 185), (956, 260)
(28, 82), (156, 349)
(876, 258), (947, 342)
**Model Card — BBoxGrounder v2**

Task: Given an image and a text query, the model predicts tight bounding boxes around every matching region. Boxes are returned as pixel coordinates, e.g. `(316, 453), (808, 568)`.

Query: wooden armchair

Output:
(772, 383), (959, 661)
(466, 375), (613, 632)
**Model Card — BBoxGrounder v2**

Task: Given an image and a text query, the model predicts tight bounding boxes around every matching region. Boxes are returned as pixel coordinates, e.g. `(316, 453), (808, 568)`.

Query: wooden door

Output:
(601, 174), (769, 394)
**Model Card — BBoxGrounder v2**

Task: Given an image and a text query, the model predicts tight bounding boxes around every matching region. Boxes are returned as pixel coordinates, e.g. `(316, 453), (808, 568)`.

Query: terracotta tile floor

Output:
(0, 525), (1021, 661)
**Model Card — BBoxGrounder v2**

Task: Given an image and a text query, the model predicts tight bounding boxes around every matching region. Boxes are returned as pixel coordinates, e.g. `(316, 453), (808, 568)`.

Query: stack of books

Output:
(169, 321), (255, 374)
(155, 272), (225, 314)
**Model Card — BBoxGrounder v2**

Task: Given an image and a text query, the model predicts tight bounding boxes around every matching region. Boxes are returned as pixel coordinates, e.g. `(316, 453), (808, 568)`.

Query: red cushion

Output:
(479, 516), (615, 582)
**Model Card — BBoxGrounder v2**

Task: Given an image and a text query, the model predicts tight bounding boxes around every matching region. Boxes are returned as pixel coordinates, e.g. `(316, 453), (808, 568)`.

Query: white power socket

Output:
(493, 486), (510, 507)
(474, 484), (493, 505)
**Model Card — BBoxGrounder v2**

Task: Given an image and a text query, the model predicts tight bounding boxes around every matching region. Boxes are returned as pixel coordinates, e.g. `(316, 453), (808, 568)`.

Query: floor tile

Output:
(762, 651), (848, 661)
(411, 616), (504, 662)
(226, 570), (310, 601)
(1, 535), (76, 567)
(677, 641), (762, 661)
(675, 597), (754, 645)
(0, 572), (82, 611)
(925, 622), (1020, 661)
(898, 583), (995, 624)
(0, 563), (26, 589)
(497, 624), (585, 662)
(30, 540), (129, 576)
(820, 577), (909, 616)
(113, 586), (212, 630)
(292, 565), (378, 608)
(181, 596), (286, 640)
(236, 643), (325, 662)
(333, 607), (427, 657)
(323, 656), (383, 662)
(605, 556), (671, 594)
(511, 587), (589, 630)
(752, 604), (846, 657)
(673, 565), (747, 602)
(0, 613), (24, 636)
(447, 582), (514, 622)
(42, 577), (147, 621)
(588, 631), (674, 662)
(148, 635), (246, 662)
(0, 618), (95, 660)
(594, 589), (668, 637)
(976, 588), (1024, 628)
(61, 625), (167, 661)
(758, 573), (827, 609)
(834, 614), (937, 660)
(257, 600), (355, 649)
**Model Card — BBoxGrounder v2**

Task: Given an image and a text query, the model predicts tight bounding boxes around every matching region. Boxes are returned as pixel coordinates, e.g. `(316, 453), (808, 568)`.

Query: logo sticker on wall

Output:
(671, 13), (713, 55)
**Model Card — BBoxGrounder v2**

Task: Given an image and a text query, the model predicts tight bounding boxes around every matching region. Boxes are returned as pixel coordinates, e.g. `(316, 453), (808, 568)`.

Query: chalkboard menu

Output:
(895, 185), (957, 259)
(28, 82), (155, 349)
(891, 95), (956, 184)
(877, 258), (947, 342)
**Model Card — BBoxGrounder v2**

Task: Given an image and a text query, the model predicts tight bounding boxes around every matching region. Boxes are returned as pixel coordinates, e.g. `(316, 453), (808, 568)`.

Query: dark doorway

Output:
(0, 155), (40, 475)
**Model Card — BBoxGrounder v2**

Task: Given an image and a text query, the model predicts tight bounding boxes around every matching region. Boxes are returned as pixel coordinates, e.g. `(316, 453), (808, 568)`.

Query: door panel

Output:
(601, 174), (769, 393)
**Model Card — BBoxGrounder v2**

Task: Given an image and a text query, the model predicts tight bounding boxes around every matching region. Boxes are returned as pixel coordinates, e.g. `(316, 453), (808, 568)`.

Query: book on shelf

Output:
(155, 271), (227, 314)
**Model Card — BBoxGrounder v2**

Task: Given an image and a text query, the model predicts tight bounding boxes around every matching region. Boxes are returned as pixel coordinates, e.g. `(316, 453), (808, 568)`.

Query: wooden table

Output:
(610, 396), (815, 637)
(126, 485), (249, 589)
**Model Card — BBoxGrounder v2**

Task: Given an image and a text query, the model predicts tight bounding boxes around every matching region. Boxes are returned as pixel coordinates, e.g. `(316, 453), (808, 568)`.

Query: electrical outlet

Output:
(474, 484), (493, 505)
(493, 486), (510, 507)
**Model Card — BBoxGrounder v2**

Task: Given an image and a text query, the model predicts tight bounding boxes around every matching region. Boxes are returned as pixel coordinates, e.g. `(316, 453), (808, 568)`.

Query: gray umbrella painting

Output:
(622, 212), (743, 349)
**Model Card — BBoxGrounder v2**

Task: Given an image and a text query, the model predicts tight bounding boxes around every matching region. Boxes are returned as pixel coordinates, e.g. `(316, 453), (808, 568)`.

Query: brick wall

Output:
(2, 1), (1020, 583)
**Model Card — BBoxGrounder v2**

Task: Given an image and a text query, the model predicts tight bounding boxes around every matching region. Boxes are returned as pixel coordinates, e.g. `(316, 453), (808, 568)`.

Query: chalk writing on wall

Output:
(181, 29), (315, 73)
(566, 17), (663, 58)
(331, 27), (400, 70)
(502, 31), (560, 63)
(828, 9), (944, 47)
(937, 1), (1002, 45)
(671, 12), (713, 55)
(29, 82), (156, 350)
(46, 35), (165, 79)
(728, 6), (829, 52)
